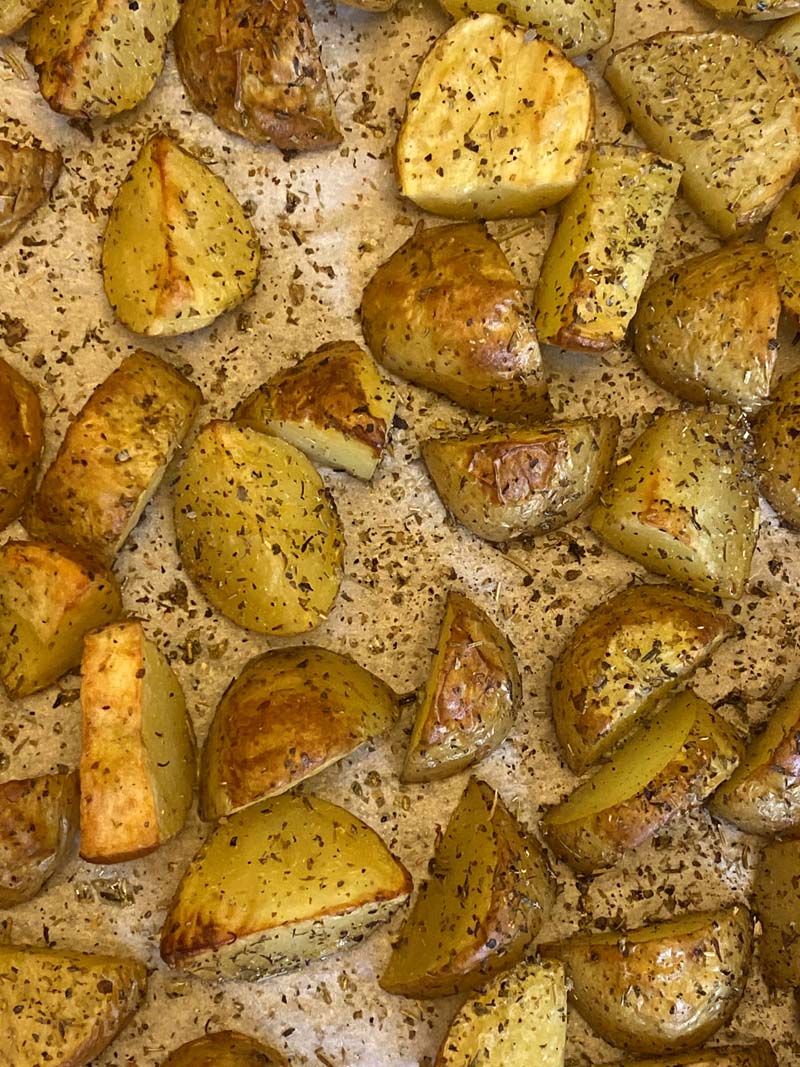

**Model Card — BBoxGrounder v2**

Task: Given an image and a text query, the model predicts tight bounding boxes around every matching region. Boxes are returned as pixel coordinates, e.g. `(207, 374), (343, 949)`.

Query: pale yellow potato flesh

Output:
(752, 366), (800, 527)
(767, 14), (800, 78)
(0, 0), (45, 35)
(439, 0), (612, 56)
(595, 1042), (779, 1067)
(162, 1030), (289, 1067)
(0, 357), (43, 530)
(696, 0), (800, 17)
(766, 184), (800, 320)
(753, 838), (800, 989)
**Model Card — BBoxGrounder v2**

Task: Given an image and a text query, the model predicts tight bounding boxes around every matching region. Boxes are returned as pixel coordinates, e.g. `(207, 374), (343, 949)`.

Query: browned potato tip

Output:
(0, 139), (61, 247)
(162, 1030), (289, 1067)
(0, 358), (43, 531)
(752, 366), (800, 528)
(0, 0), (46, 35)
(440, 0), (613, 57)
(595, 1041), (779, 1066)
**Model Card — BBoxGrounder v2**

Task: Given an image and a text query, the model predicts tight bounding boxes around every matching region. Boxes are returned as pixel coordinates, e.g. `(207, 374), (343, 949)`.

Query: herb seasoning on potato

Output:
(752, 367), (800, 528)
(162, 1031), (290, 1067)
(0, 357), (43, 530)
(439, 0), (614, 57)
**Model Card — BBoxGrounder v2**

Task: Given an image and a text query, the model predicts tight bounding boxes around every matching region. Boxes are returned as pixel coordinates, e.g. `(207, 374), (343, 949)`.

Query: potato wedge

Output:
(422, 416), (619, 543)
(632, 244), (779, 410)
(590, 410), (758, 598)
(752, 367), (800, 528)
(160, 792), (412, 979)
(0, 358), (43, 531)
(27, 351), (201, 566)
(435, 958), (567, 1067)
(534, 145), (681, 353)
(753, 838), (800, 989)
(766, 15), (800, 79)
(361, 223), (548, 419)
(80, 621), (197, 864)
(0, 942), (147, 1067)
(102, 134), (261, 337)
(439, 0), (611, 57)
(174, 0), (341, 150)
(162, 1031), (289, 1067)
(0, 540), (122, 698)
(765, 184), (800, 320)
(0, 0), (46, 35)
(0, 139), (61, 247)
(200, 645), (398, 820)
(542, 691), (742, 874)
(381, 778), (555, 997)
(551, 583), (737, 774)
(0, 772), (78, 907)
(596, 1043), (779, 1067)
(696, 0), (800, 18)
(605, 32), (800, 238)
(174, 421), (343, 635)
(402, 590), (520, 783)
(395, 15), (594, 220)
(235, 341), (397, 480)
(541, 906), (753, 1053)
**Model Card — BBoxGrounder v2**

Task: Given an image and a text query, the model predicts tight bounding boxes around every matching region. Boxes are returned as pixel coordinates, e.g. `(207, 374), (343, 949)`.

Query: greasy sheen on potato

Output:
(174, 421), (344, 635)
(361, 223), (548, 419)
(160, 792), (412, 979)
(766, 184), (800, 319)
(0, 358), (43, 530)
(439, 0), (612, 57)
(0, 139), (61, 247)
(605, 32), (800, 237)
(102, 134), (261, 337)
(174, 0), (341, 150)
(534, 145), (681, 353)
(422, 416), (619, 543)
(27, 350), (201, 566)
(596, 1043), (779, 1067)
(395, 15), (594, 219)
(753, 839), (800, 989)
(752, 367), (800, 527)
(0, 0), (46, 35)
(162, 1031), (289, 1067)
(381, 778), (555, 998)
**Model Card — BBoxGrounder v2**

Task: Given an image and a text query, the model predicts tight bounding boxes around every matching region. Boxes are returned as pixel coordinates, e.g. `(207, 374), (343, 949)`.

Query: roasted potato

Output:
(605, 32), (800, 238)
(0, 358), (43, 530)
(696, 0), (800, 18)
(0, 139), (61, 247)
(766, 15), (800, 79)
(174, 421), (344, 635)
(439, 0), (612, 57)
(752, 367), (800, 527)
(766, 184), (800, 319)
(174, 0), (341, 151)
(435, 958), (567, 1067)
(534, 145), (681, 353)
(235, 341), (397, 480)
(162, 1031), (289, 1067)
(0, 540), (122, 698)
(402, 590), (520, 782)
(542, 691), (742, 874)
(395, 15), (594, 220)
(200, 645), (398, 820)
(422, 416), (619, 543)
(381, 778), (555, 998)
(590, 410), (758, 598)
(102, 135), (261, 337)
(632, 244), (779, 410)
(0, 772), (78, 907)
(361, 223), (548, 419)
(0, 0), (46, 35)
(753, 838), (800, 989)
(27, 350), (201, 566)
(160, 792), (412, 979)
(596, 1043), (779, 1067)
(541, 906), (753, 1053)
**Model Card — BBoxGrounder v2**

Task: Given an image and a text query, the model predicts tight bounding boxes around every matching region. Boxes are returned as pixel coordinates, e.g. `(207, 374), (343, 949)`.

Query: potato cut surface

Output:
(439, 0), (613, 56)
(162, 1030), (290, 1067)
(752, 366), (800, 527)
(0, 357), (42, 530)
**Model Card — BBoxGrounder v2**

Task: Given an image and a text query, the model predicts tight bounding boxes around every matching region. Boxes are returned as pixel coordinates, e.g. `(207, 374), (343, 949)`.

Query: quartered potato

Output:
(28, 0), (179, 118)
(0, 772), (79, 907)
(200, 646), (398, 820)
(0, 358), (43, 530)
(174, 421), (344, 635)
(422, 416), (619, 543)
(0, 139), (61, 247)
(395, 15), (594, 219)
(403, 591), (520, 782)
(160, 792), (412, 979)
(361, 223), (548, 419)
(766, 15), (800, 79)
(753, 838), (800, 989)
(551, 583), (737, 774)
(632, 244), (779, 410)
(102, 135), (261, 337)
(752, 367), (800, 527)
(590, 410), (759, 598)
(439, 0), (612, 57)
(27, 351), (201, 566)
(381, 778), (555, 997)
(605, 32), (800, 237)
(534, 145), (681, 353)
(596, 1043), (779, 1067)
(235, 341), (397, 480)
(174, 0), (341, 150)
(80, 621), (197, 864)
(541, 906), (754, 1053)
(0, 0), (46, 35)
(766, 184), (800, 319)
(0, 540), (122, 698)
(162, 1031), (289, 1067)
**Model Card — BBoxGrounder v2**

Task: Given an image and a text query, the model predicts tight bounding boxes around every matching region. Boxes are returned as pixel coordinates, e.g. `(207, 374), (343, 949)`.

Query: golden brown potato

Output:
(766, 15), (800, 80)
(752, 367), (800, 527)
(596, 1043), (779, 1067)
(0, 772), (78, 907)
(541, 906), (754, 1053)
(534, 145), (681, 353)
(439, 0), (612, 57)
(361, 223), (548, 419)
(381, 778), (555, 998)
(200, 645), (398, 820)
(0, 540), (123, 698)
(27, 351), (201, 566)
(235, 341), (397, 480)
(174, 0), (341, 151)
(160, 792), (412, 979)
(697, 0), (800, 17)
(605, 32), (800, 238)
(0, 358), (43, 531)
(753, 838), (800, 989)
(632, 244), (779, 410)
(0, 0), (46, 35)
(551, 583), (737, 774)
(102, 135), (261, 337)
(766, 184), (800, 319)
(0, 139), (61, 247)
(402, 591), (520, 782)
(590, 410), (759, 598)
(422, 416), (619, 543)
(162, 1031), (289, 1067)
(395, 15), (594, 220)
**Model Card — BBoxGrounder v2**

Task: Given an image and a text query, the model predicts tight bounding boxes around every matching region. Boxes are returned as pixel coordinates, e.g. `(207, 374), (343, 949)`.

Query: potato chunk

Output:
(0, 358), (43, 531)
(596, 1043), (778, 1067)
(0, 0), (46, 35)
(753, 839), (800, 989)
(0, 139), (61, 247)
(605, 32), (800, 237)
(395, 15), (594, 220)
(697, 0), (800, 17)
(163, 1031), (289, 1067)
(766, 14), (800, 79)
(766, 184), (800, 319)
(752, 367), (800, 527)
(439, 0), (612, 57)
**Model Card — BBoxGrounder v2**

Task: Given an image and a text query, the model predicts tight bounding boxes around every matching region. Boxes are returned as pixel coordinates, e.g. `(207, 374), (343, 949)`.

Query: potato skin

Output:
(439, 0), (612, 57)
(766, 184), (800, 319)
(752, 838), (800, 989)
(0, 358), (43, 530)
(0, 139), (61, 247)
(595, 1043), (779, 1067)
(752, 366), (800, 528)
(767, 15), (800, 82)
(162, 1031), (289, 1067)
(697, 0), (800, 18)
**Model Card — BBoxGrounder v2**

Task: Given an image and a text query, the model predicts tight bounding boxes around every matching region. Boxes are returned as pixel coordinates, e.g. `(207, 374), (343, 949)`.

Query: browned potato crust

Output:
(0, 358), (43, 531)
(0, 139), (61, 247)
(162, 1031), (289, 1067)
(752, 367), (800, 528)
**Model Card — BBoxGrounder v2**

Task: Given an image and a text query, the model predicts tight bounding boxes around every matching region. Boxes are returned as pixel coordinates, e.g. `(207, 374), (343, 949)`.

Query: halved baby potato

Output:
(596, 1043), (779, 1067)
(753, 838), (800, 989)
(0, 139), (61, 247)
(0, 358), (43, 530)
(766, 184), (800, 319)
(0, 0), (46, 35)
(752, 367), (800, 528)
(439, 0), (613, 57)
(162, 1031), (289, 1067)
(395, 14), (594, 220)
